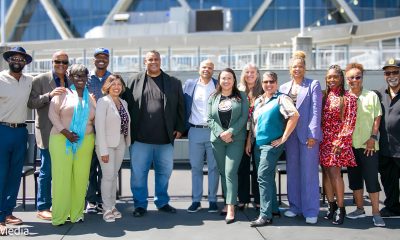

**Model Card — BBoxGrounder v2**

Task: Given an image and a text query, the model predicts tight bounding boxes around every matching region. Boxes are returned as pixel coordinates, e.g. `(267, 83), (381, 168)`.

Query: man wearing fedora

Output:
(85, 47), (111, 214)
(28, 50), (70, 221)
(0, 46), (33, 235)
(376, 58), (400, 217)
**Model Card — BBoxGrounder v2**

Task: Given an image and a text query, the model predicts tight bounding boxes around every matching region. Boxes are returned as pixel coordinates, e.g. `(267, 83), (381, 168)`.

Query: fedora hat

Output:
(3, 46), (32, 64)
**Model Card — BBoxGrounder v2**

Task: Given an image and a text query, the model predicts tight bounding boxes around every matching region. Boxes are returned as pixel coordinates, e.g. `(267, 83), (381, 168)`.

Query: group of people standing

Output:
(0, 45), (399, 235)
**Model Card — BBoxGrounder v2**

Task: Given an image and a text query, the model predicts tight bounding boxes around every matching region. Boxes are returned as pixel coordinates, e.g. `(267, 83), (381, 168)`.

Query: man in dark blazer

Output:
(28, 50), (70, 221)
(122, 50), (185, 217)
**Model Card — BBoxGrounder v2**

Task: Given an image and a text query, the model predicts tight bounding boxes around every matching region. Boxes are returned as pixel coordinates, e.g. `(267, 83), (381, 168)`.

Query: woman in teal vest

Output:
(247, 71), (299, 227)
(207, 68), (249, 224)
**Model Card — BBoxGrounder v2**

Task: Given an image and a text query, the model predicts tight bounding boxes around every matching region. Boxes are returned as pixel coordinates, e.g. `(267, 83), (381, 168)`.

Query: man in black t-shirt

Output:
(122, 50), (185, 217)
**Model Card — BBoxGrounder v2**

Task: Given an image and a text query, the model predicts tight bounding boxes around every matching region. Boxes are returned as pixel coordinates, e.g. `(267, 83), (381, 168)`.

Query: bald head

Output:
(198, 59), (214, 82)
(52, 50), (68, 61)
(52, 50), (69, 77)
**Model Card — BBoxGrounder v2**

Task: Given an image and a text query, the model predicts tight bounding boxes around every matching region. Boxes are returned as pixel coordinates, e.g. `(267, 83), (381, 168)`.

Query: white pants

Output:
(96, 134), (126, 211)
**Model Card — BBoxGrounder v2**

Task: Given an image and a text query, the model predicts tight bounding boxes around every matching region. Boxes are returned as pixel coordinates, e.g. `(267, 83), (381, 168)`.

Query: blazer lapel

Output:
(162, 72), (169, 109)
(49, 73), (57, 90)
(134, 72), (146, 109)
(296, 79), (309, 108)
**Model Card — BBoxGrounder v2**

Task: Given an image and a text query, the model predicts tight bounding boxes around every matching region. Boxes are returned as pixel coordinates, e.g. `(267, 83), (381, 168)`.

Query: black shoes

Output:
(332, 207), (346, 225)
(380, 207), (400, 218)
(158, 204), (177, 213)
(325, 201), (338, 220)
(133, 207), (147, 217)
(250, 216), (273, 227)
(225, 217), (235, 224)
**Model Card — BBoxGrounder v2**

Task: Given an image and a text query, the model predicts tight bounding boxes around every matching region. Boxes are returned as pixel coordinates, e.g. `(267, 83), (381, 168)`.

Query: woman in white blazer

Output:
(95, 74), (131, 223)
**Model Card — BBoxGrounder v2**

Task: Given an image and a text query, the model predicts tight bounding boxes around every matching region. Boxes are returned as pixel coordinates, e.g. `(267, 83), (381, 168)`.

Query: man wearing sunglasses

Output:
(376, 58), (400, 218)
(28, 50), (70, 221)
(0, 46), (33, 235)
(85, 48), (111, 214)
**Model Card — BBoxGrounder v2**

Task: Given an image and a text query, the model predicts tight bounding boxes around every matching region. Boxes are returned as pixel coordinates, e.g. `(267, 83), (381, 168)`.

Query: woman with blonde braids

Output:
(279, 51), (322, 224)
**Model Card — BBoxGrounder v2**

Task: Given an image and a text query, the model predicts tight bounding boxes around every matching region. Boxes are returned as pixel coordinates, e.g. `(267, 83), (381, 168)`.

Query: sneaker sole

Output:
(187, 208), (201, 213)
(346, 214), (366, 219)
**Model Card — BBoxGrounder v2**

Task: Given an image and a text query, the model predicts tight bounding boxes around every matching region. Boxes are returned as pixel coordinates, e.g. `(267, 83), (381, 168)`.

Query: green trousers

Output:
(49, 133), (94, 226)
(211, 140), (244, 205)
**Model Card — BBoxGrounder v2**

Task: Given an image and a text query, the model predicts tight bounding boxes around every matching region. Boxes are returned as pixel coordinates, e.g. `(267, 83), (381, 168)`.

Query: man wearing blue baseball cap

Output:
(0, 46), (33, 235)
(85, 47), (111, 213)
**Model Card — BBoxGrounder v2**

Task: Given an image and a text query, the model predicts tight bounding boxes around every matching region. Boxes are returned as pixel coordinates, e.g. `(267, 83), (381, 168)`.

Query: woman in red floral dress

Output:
(320, 65), (357, 225)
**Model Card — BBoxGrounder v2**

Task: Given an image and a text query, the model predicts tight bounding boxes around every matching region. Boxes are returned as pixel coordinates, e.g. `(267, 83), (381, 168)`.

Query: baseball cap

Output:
(382, 58), (400, 70)
(94, 47), (110, 57)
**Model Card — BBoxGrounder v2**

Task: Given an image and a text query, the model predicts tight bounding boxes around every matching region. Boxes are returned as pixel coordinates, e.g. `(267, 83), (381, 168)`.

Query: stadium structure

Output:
(0, 0), (399, 72)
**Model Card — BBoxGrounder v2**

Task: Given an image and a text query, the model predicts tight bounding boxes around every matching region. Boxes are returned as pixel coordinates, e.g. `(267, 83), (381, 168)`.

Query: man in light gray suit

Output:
(28, 50), (70, 221)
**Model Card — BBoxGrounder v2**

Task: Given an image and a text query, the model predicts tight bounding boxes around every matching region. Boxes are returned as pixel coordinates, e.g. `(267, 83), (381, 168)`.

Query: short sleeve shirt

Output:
(352, 89), (382, 149)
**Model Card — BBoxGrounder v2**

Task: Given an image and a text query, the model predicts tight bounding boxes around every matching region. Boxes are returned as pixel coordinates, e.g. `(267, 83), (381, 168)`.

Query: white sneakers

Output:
(284, 210), (297, 218)
(284, 210), (318, 224)
(305, 217), (318, 224)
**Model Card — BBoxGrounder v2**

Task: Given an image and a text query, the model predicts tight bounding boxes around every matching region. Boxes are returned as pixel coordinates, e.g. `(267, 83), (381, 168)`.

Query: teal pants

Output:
(212, 140), (244, 205)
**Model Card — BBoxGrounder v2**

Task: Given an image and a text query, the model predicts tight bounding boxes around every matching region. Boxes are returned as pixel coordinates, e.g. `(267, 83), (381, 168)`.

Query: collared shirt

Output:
(0, 70), (33, 123)
(87, 70), (111, 102)
(189, 79), (215, 126)
(352, 89), (382, 149)
(377, 87), (400, 157)
(52, 71), (69, 88)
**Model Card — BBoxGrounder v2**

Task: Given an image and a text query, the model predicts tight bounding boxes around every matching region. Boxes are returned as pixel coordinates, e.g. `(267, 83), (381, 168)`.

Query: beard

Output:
(9, 62), (24, 73)
(386, 77), (399, 87)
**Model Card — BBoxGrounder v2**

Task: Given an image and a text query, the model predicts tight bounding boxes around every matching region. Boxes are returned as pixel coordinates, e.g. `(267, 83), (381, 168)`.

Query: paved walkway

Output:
(8, 169), (400, 239)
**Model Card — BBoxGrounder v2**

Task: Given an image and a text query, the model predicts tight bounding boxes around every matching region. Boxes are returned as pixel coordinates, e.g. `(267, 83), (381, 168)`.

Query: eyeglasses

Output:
(384, 70), (400, 76)
(71, 74), (88, 79)
(347, 76), (362, 81)
(9, 57), (26, 63)
(53, 60), (69, 65)
(262, 80), (276, 84)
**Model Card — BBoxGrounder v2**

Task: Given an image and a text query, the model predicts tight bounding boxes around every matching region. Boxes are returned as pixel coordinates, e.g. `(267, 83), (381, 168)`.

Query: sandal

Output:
(103, 210), (115, 223)
(112, 207), (122, 219)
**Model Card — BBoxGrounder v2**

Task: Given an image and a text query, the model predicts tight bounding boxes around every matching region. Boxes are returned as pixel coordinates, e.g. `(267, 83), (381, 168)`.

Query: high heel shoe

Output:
(225, 217), (235, 224)
(324, 201), (338, 220)
(332, 207), (346, 225)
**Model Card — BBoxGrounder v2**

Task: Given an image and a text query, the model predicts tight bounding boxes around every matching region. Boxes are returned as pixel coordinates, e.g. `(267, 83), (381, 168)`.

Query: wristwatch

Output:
(370, 134), (378, 141)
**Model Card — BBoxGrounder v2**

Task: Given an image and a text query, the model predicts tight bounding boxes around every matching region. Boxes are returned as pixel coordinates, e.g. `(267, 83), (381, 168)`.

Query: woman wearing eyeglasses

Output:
(248, 72), (299, 227)
(95, 74), (130, 223)
(48, 64), (96, 226)
(320, 65), (357, 225)
(279, 51), (322, 224)
(344, 63), (386, 227)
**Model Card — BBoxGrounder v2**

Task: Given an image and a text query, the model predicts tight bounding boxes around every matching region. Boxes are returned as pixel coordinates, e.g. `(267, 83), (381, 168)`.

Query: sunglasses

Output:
(384, 70), (400, 76)
(262, 80), (276, 84)
(347, 76), (362, 81)
(53, 60), (69, 65)
(9, 57), (26, 63)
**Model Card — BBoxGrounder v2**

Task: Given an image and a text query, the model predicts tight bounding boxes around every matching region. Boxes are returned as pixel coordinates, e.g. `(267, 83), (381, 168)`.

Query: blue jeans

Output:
(37, 148), (52, 211)
(188, 127), (219, 203)
(130, 141), (173, 209)
(0, 125), (27, 222)
(254, 144), (283, 219)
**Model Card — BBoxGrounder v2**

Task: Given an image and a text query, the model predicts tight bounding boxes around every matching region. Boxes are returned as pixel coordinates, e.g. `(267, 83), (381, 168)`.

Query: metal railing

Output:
(24, 45), (400, 74)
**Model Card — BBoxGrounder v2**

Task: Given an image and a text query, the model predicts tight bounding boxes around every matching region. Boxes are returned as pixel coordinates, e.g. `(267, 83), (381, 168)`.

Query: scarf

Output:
(66, 84), (90, 155)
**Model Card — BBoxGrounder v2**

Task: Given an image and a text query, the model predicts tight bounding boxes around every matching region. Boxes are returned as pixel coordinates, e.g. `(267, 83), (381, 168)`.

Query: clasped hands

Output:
(219, 131), (233, 143)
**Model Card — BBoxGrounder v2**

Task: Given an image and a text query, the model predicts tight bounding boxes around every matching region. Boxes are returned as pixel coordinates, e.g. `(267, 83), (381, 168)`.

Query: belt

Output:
(0, 122), (27, 128)
(190, 124), (208, 128)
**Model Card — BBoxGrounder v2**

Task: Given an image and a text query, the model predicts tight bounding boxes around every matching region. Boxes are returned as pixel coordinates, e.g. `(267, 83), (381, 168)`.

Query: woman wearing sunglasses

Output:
(344, 63), (385, 227)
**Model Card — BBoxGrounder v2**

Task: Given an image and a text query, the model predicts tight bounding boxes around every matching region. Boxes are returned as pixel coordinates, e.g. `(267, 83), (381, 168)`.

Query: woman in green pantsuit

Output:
(207, 68), (249, 224)
(48, 64), (96, 226)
